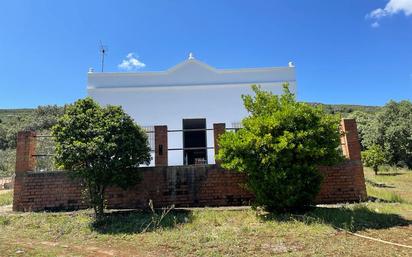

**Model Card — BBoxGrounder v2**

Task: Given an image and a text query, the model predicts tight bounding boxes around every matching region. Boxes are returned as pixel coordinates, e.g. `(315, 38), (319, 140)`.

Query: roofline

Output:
(88, 58), (295, 77)
(87, 80), (297, 90)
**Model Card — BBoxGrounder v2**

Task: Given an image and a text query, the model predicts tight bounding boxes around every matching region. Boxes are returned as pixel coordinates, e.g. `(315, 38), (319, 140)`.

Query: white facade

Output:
(87, 55), (296, 165)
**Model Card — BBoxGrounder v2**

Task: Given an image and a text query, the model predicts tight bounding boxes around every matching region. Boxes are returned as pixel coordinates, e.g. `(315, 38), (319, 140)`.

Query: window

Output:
(182, 119), (207, 165)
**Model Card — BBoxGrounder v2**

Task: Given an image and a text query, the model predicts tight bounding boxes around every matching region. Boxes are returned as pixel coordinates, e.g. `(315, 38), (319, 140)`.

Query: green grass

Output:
(0, 168), (411, 256)
(364, 167), (412, 203)
(0, 203), (411, 256)
(0, 190), (13, 206)
(366, 184), (406, 203)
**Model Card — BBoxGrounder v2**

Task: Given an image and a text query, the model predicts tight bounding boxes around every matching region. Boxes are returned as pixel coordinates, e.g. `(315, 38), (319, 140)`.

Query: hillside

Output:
(0, 106), (63, 177)
(0, 109), (34, 125)
(0, 103), (379, 177)
(309, 103), (381, 116)
(0, 103), (381, 121)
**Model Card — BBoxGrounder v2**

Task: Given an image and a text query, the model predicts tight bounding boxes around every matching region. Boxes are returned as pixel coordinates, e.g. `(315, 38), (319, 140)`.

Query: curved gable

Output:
(87, 57), (296, 89)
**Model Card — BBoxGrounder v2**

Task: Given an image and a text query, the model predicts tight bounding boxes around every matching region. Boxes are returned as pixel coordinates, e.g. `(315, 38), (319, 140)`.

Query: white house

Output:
(87, 54), (296, 165)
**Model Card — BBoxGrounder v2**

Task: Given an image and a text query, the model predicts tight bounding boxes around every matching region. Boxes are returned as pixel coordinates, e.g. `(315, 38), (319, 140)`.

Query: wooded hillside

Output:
(0, 103), (381, 177)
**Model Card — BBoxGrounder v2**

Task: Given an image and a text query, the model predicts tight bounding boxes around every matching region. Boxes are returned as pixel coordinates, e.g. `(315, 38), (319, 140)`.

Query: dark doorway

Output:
(183, 118), (207, 165)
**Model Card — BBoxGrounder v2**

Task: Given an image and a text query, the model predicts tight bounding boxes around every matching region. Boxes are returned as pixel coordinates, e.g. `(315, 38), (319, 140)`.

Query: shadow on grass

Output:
(376, 172), (405, 176)
(365, 179), (395, 188)
(260, 205), (411, 232)
(91, 209), (193, 234)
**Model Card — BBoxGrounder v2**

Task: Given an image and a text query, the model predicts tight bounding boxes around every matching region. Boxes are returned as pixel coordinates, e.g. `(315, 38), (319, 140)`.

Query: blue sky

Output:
(0, 0), (411, 108)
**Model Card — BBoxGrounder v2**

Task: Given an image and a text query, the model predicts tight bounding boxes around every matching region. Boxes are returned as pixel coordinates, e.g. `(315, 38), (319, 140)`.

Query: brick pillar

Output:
(340, 119), (361, 161)
(154, 125), (168, 166)
(340, 118), (367, 201)
(213, 123), (226, 165)
(14, 130), (37, 211)
(15, 131), (37, 173)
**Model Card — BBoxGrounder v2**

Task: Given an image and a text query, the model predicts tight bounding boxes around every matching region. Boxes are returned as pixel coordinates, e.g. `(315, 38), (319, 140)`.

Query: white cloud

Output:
(371, 21), (380, 28)
(367, 0), (412, 19)
(369, 8), (387, 19)
(118, 53), (146, 71)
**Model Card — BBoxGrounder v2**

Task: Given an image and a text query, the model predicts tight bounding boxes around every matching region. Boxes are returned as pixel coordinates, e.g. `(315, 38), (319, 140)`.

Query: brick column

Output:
(213, 123), (226, 165)
(15, 131), (37, 174)
(154, 125), (168, 166)
(14, 130), (37, 211)
(340, 119), (362, 161)
(340, 118), (367, 201)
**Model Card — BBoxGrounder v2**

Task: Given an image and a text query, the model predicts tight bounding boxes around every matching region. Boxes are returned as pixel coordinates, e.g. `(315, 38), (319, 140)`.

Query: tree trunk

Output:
(95, 197), (105, 220)
(373, 166), (378, 175)
(88, 184), (106, 220)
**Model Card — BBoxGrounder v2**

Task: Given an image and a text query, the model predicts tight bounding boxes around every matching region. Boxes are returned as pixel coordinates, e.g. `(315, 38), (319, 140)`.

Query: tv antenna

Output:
(99, 41), (108, 72)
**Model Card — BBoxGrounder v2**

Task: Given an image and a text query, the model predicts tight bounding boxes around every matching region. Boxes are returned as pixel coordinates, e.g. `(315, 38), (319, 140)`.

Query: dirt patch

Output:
(0, 205), (12, 215)
(0, 237), (148, 257)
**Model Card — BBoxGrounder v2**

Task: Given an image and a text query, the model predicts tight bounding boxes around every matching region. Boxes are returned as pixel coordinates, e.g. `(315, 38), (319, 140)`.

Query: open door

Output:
(183, 118), (207, 165)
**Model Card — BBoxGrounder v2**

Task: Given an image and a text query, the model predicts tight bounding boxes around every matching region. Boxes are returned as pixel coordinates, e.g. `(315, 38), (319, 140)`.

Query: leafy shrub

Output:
(0, 149), (15, 177)
(0, 105), (63, 151)
(362, 145), (386, 175)
(217, 84), (343, 212)
(52, 98), (151, 219)
(350, 100), (412, 168)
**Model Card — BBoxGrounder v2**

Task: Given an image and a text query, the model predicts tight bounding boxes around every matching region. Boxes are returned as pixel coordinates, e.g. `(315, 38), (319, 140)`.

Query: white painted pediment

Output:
(87, 57), (296, 89)
(167, 59), (217, 75)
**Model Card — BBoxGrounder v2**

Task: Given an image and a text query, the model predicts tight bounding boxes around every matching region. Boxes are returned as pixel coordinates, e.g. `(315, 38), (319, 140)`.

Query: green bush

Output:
(52, 98), (151, 219)
(362, 145), (386, 175)
(217, 84), (343, 212)
(0, 149), (15, 177)
(350, 100), (412, 168)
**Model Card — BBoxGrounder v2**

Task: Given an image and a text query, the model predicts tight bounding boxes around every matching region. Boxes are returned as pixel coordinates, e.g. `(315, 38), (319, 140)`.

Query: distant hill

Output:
(0, 109), (34, 123)
(0, 104), (379, 177)
(1, 103), (381, 123)
(308, 103), (381, 117)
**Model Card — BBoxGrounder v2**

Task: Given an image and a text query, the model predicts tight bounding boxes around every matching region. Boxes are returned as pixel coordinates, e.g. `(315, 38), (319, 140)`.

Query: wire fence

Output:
(31, 127), (239, 171)
(30, 125), (347, 170)
(34, 134), (57, 172)
(142, 126), (155, 152)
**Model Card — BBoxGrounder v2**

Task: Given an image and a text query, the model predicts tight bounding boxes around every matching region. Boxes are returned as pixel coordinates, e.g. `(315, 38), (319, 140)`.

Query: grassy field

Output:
(0, 168), (411, 257)
(0, 190), (13, 206)
(364, 167), (412, 204)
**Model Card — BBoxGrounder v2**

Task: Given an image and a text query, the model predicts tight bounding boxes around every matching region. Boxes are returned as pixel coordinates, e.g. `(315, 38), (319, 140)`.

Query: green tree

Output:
(348, 111), (377, 150)
(376, 101), (412, 168)
(52, 98), (151, 219)
(0, 105), (64, 151)
(362, 145), (386, 175)
(353, 100), (412, 168)
(29, 105), (64, 131)
(217, 84), (343, 212)
(0, 149), (15, 177)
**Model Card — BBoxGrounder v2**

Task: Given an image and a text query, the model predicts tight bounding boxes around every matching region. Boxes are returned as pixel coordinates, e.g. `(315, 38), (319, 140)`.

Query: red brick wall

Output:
(12, 119), (367, 212)
(13, 165), (254, 211)
(317, 160), (366, 203)
(13, 161), (365, 212)
(13, 172), (87, 211)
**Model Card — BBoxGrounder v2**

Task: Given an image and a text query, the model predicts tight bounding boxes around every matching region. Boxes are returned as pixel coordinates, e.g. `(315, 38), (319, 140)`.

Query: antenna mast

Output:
(99, 41), (108, 72)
